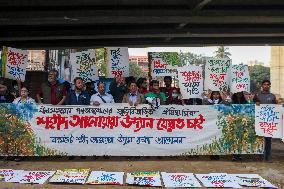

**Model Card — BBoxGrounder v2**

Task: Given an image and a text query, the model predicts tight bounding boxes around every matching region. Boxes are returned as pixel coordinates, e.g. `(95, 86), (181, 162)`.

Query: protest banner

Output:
(255, 105), (283, 138)
(177, 66), (203, 99)
(161, 172), (201, 188)
(148, 52), (179, 77)
(70, 50), (98, 83)
(1, 46), (28, 82)
(205, 58), (231, 91)
(126, 171), (162, 187)
(49, 169), (89, 184)
(86, 171), (124, 185)
(106, 47), (129, 78)
(230, 64), (250, 93)
(0, 103), (264, 156)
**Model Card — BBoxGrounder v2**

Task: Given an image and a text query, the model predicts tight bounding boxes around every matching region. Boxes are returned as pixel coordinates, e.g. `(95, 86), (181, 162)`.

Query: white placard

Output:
(3, 47), (28, 82)
(106, 47), (129, 78)
(177, 66), (203, 99)
(86, 171), (124, 185)
(231, 174), (277, 188)
(195, 173), (241, 188)
(70, 50), (98, 83)
(126, 171), (162, 187)
(49, 169), (90, 184)
(205, 58), (231, 91)
(230, 64), (250, 93)
(161, 172), (202, 187)
(18, 171), (55, 184)
(255, 105), (283, 138)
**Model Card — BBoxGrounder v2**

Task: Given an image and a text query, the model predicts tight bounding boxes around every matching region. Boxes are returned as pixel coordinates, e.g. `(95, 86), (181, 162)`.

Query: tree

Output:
(129, 62), (147, 78)
(95, 48), (106, 76)
(214, 46), (231, 58)
(248, 65), (270, 92)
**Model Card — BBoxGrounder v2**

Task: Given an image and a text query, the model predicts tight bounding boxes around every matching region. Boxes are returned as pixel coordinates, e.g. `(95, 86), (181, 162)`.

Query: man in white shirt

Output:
(90, 82), (114, 106)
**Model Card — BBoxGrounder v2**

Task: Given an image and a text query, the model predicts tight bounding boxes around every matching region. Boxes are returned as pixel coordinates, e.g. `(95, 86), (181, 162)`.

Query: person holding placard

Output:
(253, 80), (277, 161)
(203, 91), (229, 105)
(109, 76), (127, 103)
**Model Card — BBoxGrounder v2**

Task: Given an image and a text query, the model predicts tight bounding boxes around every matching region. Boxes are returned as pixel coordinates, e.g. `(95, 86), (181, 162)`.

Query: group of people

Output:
(0, 69), (276, 162)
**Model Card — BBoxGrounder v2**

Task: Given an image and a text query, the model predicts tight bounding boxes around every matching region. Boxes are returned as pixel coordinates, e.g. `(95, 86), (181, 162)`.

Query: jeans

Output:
(264, 137), (272, 161)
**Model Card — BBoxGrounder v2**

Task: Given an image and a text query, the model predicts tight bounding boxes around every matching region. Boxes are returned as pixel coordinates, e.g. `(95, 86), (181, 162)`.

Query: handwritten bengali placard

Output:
(0, 169), (24, 182)
(17, 171), (55, 184)
(49, 169), (90, 184)
(161, 172), (201, 188)
(70, 50), (98, 83)
(195, 173), (241, 188)
(177, 66), (203, 99)
(149, 52), (179, 77)
(106, 47), (129, 78)
(126, 171), (162, 187)
(255, 105), (283, 138)
(2, 46), (28, 82)
(230, 64), (250, 93)
(231, 174), (277, 188)
(86, 171), (124, 185)
(205, 58), (231, 91)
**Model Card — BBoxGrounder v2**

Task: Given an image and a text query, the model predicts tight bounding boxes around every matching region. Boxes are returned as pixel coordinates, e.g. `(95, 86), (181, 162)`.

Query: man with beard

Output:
(37, 70), (67, 105)
(66, 77), (90, 105)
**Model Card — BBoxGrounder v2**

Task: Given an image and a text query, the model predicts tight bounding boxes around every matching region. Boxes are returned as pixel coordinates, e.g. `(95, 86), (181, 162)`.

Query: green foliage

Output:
(249, 65), (270, 92)
(214, 46), (231, 58)
(179, 51), (206, 66)
(129, 62), (147, 78)
(160, 52), (180, 66)
(95, 48), (107, 76)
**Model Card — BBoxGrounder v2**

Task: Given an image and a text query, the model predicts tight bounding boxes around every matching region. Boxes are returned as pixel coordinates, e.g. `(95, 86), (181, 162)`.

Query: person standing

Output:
(137, 77), (148, 95)
(0, 80), (14, 103)
(66, 77), (90, 105)
(90, 82), (114, 106)
(13, 86), (36, 104)
(253, 80), (277, 161)
(109, 76), (127, 103)
(122, 81), (145, 106)
(160, 76), (176, 105)
(36, 70), (67, 105)
(145, 80), (166, 108)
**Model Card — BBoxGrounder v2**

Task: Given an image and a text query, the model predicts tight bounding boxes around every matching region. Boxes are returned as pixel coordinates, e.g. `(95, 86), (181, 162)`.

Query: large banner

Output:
(177, 66), (203, 99)
(148, 52), (179, 77)
(106, 47), (129, 78)
(0, 104), (264, 156)
(205, 58), (231, 91)
(230, 64), (250, 93)
(1, 46), (28, 82)
(70, 50), (98, 83)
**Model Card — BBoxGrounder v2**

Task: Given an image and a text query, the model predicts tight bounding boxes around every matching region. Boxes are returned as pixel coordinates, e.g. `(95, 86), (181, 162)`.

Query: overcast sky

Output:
(129, 46), (271, 66)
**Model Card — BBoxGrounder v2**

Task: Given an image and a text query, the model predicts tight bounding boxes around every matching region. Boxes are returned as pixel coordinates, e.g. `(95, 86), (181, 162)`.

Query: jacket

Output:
(66, 90), (90, 105)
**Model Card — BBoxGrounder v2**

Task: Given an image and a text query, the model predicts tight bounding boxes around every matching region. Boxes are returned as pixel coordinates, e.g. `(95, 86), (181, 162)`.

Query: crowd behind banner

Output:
(0, 47), (280, 162)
